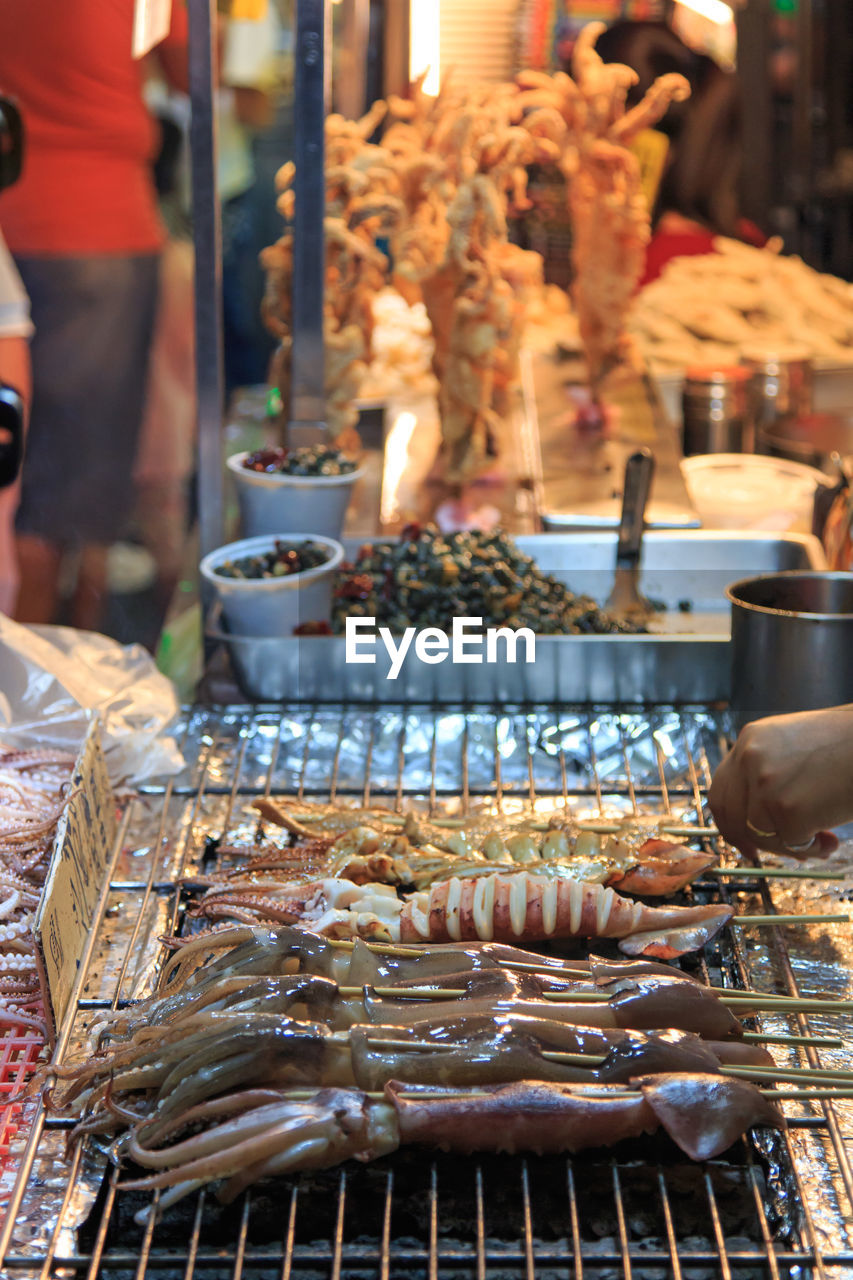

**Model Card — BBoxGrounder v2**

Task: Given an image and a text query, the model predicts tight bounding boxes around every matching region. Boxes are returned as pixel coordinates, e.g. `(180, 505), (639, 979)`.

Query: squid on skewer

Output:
(53, 1006), (771, 1142)
(250, 798), (717, 898)
(186, 871), (732, 959)
(108, 1075), (783, 1220)
(93, 959), (743, 1047)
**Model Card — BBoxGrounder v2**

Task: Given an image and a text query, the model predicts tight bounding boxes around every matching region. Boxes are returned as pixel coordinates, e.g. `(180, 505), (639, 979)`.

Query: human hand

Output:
(708, 705), (853, 859)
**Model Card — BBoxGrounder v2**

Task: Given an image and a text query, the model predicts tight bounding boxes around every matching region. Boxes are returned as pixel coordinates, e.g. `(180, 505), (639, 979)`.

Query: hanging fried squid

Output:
(105, 1075), (783, 1220)
(186, 871), (732, 959)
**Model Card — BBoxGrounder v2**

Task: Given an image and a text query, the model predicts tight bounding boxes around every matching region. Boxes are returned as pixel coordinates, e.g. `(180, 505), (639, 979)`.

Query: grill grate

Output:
(2, 702), (853, 1279)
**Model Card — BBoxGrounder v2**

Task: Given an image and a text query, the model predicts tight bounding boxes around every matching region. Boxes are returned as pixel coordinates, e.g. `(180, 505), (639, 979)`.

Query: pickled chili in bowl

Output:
(242, 445), (358, 477)
(214, 539), (332, 580)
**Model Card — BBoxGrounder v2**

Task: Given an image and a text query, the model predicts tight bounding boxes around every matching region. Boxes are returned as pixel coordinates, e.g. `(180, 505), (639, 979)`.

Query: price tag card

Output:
(133, 0), (173, 58)
(34, 721), (117, 1045)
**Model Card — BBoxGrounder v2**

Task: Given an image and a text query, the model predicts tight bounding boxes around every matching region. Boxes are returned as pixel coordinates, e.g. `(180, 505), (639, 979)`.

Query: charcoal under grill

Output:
(3, 702), (853, 1279)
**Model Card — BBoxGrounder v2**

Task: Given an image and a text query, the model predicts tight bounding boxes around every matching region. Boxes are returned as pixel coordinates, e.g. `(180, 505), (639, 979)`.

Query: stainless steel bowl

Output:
(727, 571), (853, 728)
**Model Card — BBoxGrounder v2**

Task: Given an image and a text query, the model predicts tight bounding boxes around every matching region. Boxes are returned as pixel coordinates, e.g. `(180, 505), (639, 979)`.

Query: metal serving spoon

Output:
(605, 448), (656, 623)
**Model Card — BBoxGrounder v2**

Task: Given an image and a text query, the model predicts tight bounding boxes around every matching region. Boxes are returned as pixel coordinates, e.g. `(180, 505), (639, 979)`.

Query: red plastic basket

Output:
(0, 1013), (46, 1190)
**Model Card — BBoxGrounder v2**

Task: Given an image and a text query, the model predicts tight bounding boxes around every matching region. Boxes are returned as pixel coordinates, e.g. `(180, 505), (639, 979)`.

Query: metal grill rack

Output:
(3, 702), (853, 1278)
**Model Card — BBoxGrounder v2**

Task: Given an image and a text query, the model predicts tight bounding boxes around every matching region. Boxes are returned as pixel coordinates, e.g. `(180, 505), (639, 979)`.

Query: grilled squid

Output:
(250, 798), (717, 898)
(91, 967), (742, 1054)
(116, 1074), (784, 1219)
(95, 927), (741, 1048)
(188, 872), (731, 958)
(160, 924), (705, 990)
(53, 1011), (769, 1135)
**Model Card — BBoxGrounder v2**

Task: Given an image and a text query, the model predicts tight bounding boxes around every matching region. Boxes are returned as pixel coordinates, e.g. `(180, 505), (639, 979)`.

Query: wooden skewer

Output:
(538, 1050), (609, 1067)
(540, 991), (612, 1003)
(337, 986), (466, 999)
(722, 1064), (853, 1085)
(503, 960), (593, 976)
(284, 811), (719, 839)
(326, 939), (425, 957)
(741, 1031), (845, 1049)
(710, 985), (818, 999)
(364, 1041), (613, 1068)
(708, 867), (847, 882)
(273, 1085), (853, 1103)
(365, 1037), (452, 1053)
(761, 1088), (853, 1100)
(716, 993), (853, 1014)
(732, 913), (851, 926)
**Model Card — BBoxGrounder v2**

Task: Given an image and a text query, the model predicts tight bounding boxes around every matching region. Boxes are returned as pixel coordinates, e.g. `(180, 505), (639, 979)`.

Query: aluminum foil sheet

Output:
(4, 703), (853, 1278)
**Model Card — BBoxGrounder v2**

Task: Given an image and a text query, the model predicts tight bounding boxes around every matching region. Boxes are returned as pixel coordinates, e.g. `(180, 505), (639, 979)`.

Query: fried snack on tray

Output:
(630, 237), (853, 370)
(249, 796), (713, 896)
(183, 871), (732, 959)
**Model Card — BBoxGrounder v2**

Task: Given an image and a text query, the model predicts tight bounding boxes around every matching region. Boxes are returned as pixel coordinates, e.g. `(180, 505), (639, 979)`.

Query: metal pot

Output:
(727, 571), (853, 728)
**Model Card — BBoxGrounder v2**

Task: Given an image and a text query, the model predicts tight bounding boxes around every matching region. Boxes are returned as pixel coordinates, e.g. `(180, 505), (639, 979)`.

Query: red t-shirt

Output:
(640, 215), (768, 287)
(0, 0), (187, 256)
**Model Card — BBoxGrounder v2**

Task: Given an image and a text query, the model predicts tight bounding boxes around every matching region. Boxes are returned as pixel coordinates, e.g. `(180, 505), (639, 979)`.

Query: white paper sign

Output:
(132, 0), (173, 59)
(34, 721), (117, 1045)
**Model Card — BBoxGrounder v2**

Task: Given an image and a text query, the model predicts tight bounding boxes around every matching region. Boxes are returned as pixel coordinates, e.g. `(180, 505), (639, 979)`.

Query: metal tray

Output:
(205, 531), (826, 704)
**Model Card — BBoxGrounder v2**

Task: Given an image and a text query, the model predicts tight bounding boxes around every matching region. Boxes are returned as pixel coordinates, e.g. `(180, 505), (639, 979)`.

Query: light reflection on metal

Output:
(409, 0), (440, 95)
(380, 410), (418, 525)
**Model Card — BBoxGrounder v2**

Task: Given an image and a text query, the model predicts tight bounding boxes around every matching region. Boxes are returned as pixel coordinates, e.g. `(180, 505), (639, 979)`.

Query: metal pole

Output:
(383, 0), (410, 99)
(792, 0), (814, 221)
(188, 0), (225, 558)
(289, 0), (330, 444)
(735, 0), (773, 232)
(337, 0), (370, 120)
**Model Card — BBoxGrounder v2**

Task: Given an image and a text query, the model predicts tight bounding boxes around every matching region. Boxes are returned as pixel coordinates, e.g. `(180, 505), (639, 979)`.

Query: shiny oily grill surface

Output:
(3, 703), (853, 1280)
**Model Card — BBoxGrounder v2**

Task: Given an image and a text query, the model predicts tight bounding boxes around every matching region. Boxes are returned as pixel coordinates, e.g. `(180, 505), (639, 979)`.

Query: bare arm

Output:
(0, 333), (31, 414)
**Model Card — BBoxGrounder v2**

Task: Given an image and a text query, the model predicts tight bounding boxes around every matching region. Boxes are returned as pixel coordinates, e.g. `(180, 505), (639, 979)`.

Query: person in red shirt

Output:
(0, 0), (188, 629)
(594, 21), (767, 288)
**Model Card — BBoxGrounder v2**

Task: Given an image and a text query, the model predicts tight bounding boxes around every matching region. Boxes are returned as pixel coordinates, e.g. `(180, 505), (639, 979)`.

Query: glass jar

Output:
(682, 364), (754, 455)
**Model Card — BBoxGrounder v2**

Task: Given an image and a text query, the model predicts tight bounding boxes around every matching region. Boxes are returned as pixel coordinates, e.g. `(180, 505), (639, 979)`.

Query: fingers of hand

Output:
(709, 759), (759, 857)
(774, 829), (839, 860)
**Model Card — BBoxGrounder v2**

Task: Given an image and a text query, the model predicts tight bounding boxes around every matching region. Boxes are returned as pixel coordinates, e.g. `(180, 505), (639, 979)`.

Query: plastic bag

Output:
(0, 615), (184, 786)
